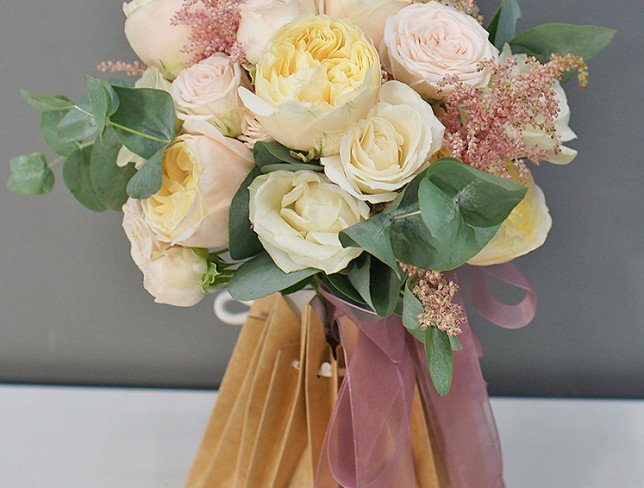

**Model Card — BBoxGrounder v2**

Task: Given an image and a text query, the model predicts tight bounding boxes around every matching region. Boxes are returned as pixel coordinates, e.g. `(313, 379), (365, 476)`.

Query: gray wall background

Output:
(0, 0), (641, 397)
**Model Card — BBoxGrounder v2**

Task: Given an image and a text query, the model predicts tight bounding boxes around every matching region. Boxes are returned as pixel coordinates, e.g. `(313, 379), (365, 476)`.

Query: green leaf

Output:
(40, 110), (78, 157)
(450, 336), (463, 352)
(509, 24), (616, 62)
(57, 96), (98, 143)
(424, 328), (454, 397)
(324, 273), (367, 307)
(228, 167), (264, 260)
(20, 90), (74, 112)
(412, 159), (525, 269)
(85, 76), (111, 135)
(91, 126), (136, 210)
(253, 140), (305, 167)
(488, 0), (522, 49)
(402, 280), (424, 342)
(62, 146), (107, 212)
(7, 153), (54, 195)
(340, 217), (400, 277)
(228, 252), (319, 301)
(126, 146), (165, 199)
(346, 254), (402, 317)
(260, 163), (324, 174)
(110, 86), (176, 159)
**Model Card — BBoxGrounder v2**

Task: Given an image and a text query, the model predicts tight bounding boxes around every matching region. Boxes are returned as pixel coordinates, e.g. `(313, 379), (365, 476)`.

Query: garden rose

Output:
(320, 0), (409, 48)
(381, 2), (498, 99)
(171, 54), (245, 136)
(239, 15), (381, 156)
(321, 81), (444, 203)
(142, 120), (254, 249)
(238, 110), (271, 148)
(248, 170), (370, 274)
(123, 0), (193, 79)
(237, 0), (317, 64)
(500, 45), (578, 164)
(122, 198), (208, 307)
(467, 176), (552, 266)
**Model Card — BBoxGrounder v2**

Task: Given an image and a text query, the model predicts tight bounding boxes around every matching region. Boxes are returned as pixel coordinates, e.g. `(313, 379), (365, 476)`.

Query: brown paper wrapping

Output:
(186, 294), (449, 488)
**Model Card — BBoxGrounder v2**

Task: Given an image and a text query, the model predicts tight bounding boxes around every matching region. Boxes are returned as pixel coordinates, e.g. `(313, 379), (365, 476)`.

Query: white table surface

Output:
(0, 386), (641, 488)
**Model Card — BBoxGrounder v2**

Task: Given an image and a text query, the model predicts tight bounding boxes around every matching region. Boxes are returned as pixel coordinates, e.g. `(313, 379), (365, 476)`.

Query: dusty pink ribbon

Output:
(316, 263), (536, 488)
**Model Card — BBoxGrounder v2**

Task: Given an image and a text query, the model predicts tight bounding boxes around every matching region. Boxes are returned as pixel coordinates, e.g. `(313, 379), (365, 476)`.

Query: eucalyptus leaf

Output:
(424, 328), (454, 397)
(260, 163), (324, 174)
(324, 273), (368, 307)
(488, 0), (522, 49)
(126, 146), (165, 199)
(40, 110), (78, 157)
(340, 217), (400, 277)
(20, 90), (74, 112)
(91, 126), (136, 210)
(85, 76), (110, 135)
(347, 254), (401, 317)
(228, 167), (263, 260)
(228, 252), (318, 301)
(509, 23), (616, 62)
(450, 335), (463, 352)
(110, 86), (176, 159)
(7, 153), (55, 195)
(63, 146), (106, 212)
(253, 140), (306, 167)
(402, 280), (424, 342)
(57, 96), (97, 143)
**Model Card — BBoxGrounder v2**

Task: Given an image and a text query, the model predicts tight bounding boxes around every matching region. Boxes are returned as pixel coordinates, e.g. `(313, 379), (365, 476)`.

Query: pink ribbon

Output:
(316, 263), (536, 488)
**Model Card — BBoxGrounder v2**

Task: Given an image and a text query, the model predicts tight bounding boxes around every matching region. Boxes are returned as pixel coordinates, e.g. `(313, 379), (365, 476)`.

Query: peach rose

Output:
(381, 2), (498, 99)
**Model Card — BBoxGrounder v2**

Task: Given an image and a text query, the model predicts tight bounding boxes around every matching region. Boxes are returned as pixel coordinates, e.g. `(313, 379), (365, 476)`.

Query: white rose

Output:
(171, 54), (245, 136)
(237, 0), (317, 64)
(122, 198), (208, 307)
(500, 45), (578, 165)
(467, 176), (552, 266)
(319, 0), (410, 48)
(381, 2), (499, 99)
(123, 0), (193, 79)
(321, 81), (444, 203)
(238, 110), (272, 148)
(248, 170), (370, 274)
(142, 120), (255, 249)
(136, 67), (173, 91)
(239, 15), (381, 156)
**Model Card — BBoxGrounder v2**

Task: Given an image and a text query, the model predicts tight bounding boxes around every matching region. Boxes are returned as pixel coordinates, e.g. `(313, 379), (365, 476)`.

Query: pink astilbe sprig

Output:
(400, 264), (466, 337)
(440, 0), (483, 23)
(437, 53), (588, 180)
(97, 60), (146, 77)
(172, 0), (244, 65)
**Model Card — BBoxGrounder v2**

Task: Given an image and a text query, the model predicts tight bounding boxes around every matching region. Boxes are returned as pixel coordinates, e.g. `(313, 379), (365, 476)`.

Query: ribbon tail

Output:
(414, 293), (505, 488)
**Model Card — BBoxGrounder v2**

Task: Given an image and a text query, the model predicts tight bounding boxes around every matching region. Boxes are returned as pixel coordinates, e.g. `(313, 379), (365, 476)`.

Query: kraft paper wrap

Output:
(186, 293), (448, 487)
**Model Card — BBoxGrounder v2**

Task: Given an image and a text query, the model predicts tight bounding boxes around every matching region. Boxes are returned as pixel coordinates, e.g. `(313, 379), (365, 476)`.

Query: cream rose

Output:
(319, 0), (410, 48)
(321, 81), (444, 203)
(239, 15), (381, 156)
(500, 45), (578, 165)
(381, 2), (498, 99)
(122, 198), (208, 307)
(123, 0), (193, 79)
(142, 120), (254, 249)
(467, 176), (552, 266)
(171, 54), (245, 136)
(248, 170), (370, 274)
(237, 0), (317, 64)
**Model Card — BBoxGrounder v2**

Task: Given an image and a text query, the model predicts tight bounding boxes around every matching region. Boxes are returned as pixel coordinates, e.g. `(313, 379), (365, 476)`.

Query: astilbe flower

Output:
(97, 60), (146, 77)
(440, 0), (483, 23)
(172, 0), (244, 65)
(437, 54), (588, 181)
(400, 264), (466, 337)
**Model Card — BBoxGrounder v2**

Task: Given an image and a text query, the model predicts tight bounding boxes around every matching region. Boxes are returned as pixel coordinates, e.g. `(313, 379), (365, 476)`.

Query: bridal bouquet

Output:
(9, 0), (613, 485)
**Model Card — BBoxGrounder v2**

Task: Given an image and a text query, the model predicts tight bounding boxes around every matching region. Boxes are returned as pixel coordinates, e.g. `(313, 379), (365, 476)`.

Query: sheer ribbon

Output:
(317, 263), (536, 488)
